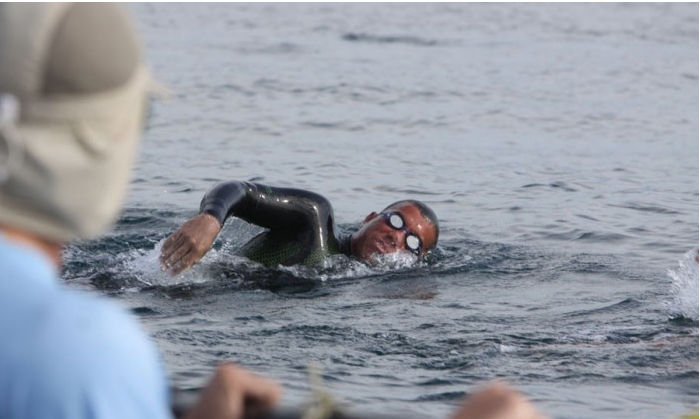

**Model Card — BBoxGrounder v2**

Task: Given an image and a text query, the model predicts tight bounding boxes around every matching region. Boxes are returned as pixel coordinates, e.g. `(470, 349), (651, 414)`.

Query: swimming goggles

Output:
(383, 212), (422, 255)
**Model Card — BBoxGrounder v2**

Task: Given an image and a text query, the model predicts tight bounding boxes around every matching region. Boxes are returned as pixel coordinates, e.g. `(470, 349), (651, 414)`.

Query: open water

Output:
(62, 4), (698, 419)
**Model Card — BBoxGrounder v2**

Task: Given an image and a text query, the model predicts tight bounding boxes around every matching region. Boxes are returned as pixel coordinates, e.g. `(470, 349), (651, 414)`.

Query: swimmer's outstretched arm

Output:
(160, 181), (327, 274)
(199, 181), (318, 229)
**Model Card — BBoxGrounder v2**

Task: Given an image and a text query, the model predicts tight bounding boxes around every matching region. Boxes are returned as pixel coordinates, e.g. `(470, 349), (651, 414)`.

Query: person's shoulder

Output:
(48, 290), (165, 377)
(20, 290), (172, 418)
(249, 181), (333, 208)
(48, 290), (151, 351)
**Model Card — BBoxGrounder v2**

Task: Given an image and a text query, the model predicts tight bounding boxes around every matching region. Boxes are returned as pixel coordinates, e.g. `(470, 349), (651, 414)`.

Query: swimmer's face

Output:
(350, 202), (438, 260)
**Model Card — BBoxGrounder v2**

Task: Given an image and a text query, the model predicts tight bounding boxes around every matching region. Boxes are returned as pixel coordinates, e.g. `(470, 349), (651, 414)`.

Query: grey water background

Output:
(62, 3), (698, 419)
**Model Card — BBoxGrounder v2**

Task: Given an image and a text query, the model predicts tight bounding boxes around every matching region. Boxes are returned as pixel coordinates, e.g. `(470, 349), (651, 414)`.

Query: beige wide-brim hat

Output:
(0, 3), (156, 242)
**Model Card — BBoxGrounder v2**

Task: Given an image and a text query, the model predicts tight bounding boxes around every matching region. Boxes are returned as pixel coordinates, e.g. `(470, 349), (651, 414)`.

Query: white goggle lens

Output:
(406, 235), (420, 251)
(389, 214), (404, 229)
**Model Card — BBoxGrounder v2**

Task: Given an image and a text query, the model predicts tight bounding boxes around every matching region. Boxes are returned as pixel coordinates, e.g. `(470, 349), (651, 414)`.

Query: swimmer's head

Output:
(350, 200), (439, 261)
(0, 3), (154, 242)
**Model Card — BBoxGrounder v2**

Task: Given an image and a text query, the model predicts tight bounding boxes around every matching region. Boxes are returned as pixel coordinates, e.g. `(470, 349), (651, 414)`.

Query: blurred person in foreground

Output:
(0, 3), (279, 419)
(0, 3), (547, 419)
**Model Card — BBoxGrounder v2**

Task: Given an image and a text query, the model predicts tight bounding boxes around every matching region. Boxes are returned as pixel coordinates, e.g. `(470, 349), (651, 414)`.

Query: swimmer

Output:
(160, 181), (439, 274)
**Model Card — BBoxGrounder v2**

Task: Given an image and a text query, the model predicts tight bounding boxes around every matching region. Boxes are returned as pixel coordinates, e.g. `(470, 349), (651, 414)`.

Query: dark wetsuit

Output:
(200, 181), (351, 267)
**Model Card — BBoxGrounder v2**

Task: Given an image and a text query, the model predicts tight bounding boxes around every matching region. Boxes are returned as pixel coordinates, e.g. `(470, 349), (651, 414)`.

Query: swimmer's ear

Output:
(362, 212), (379, 224)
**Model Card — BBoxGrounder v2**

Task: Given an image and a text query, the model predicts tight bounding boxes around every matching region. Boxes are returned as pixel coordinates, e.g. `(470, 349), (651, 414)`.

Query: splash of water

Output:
(123, 241), (168, 286)
(128, 239), (244, 287)
(125, 239), (421, 288)
(666, 249), (699, 321)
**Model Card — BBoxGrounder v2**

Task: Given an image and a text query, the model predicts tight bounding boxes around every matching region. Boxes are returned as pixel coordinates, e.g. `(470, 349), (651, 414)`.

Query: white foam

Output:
(665, 249), (699, 321)
(122, 239), (214, 287)
(366, 251), (420, 270)
(498, 344), (518, 353)
(117, 240), (422, 288)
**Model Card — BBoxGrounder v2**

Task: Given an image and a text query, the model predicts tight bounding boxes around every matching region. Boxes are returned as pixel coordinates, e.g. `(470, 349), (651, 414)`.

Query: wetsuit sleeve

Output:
(199, 181), (330, 231)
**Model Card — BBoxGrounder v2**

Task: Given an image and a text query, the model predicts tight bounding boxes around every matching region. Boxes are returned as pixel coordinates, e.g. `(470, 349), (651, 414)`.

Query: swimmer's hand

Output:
(160, 213), (222, 275)
(183, 363), (281, 419)
(450, 381), (548, 419)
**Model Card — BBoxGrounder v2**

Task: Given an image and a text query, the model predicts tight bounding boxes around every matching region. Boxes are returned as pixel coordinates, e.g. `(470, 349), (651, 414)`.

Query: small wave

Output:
(341, 33), (441, 47)
(521, 181), (577, 192)
(498, 344), (518, 353)
(609, 202), (682, 215)
(665, 249), (699, 321)
(414, 391), (465, 402)
(543, 229), (629, 243)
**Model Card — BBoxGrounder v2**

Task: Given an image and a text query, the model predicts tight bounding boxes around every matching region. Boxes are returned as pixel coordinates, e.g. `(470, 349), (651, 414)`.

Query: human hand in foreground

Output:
(160, 213), (222, 275)
(184, 363), (282, 419)
(450, 381), (548, 419)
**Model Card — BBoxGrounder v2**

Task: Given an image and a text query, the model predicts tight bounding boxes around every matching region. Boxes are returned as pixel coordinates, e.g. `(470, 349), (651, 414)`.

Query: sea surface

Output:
(62, 4), (698, 419)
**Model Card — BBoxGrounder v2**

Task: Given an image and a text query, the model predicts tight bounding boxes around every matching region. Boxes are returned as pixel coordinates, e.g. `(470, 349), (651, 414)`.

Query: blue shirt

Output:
(0, 235), (172, 419)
